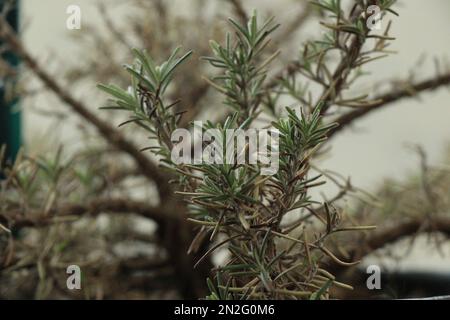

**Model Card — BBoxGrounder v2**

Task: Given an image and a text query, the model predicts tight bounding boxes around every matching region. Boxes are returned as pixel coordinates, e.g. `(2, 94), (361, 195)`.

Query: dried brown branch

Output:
(316, 2), (375, 115)
(328, 72), (450, 139)
(2, 198), (173, 230)
(353, 216), (450, 260)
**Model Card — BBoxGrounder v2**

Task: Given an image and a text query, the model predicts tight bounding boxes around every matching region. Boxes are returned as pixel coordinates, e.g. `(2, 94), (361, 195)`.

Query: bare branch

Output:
(329, 72), (450, 139)
(329, 216), (450, 271)
(3, 198), (173, 230)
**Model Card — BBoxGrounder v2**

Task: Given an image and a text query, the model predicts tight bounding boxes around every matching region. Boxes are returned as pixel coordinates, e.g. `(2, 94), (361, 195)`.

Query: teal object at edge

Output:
(0, 0), (21, 165)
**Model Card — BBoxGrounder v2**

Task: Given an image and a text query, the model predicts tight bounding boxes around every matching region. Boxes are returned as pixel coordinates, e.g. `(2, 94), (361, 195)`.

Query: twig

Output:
(328, 72), (450, 138)
(339, 216), (450, 266)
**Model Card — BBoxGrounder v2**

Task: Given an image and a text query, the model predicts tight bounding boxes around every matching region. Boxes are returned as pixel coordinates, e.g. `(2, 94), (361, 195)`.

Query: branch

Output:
(328, 72), (450, 139)
(335, 216), (450, 267)
(265, 2), (371, 108)
(0, 16), (172, 199)
(316, 9), (370, 115)
(3, 198), (173, 230)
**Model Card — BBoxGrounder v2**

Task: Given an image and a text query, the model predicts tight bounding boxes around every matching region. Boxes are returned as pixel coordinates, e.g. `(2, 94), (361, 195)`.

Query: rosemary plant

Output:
(98, 9), (382, 299)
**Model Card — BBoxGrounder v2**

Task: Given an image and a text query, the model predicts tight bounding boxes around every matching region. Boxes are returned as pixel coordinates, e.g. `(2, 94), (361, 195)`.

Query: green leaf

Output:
(131, 49), (159, 83)
(97, 83), (137, 106)
(160, 49), (193, 86)
(124, 66), (156, 92)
